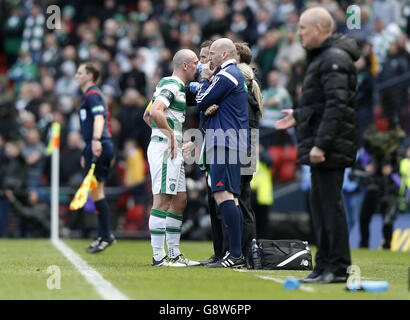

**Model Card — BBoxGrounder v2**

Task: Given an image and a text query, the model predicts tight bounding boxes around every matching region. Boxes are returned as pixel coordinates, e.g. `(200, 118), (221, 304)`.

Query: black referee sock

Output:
(219, 200), (242, 258)
(94, 198), (111, 239)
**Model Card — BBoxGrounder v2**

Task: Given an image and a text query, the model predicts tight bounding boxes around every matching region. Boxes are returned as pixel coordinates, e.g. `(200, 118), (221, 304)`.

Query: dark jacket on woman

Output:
(293, 33), (360, 169)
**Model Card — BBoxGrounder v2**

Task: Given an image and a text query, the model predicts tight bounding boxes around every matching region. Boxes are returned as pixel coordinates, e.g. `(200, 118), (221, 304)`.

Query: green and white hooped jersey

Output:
(150, 75), (186, 147)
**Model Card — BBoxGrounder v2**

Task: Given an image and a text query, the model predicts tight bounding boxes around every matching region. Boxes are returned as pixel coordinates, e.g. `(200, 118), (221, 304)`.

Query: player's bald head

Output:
(173, 49), (196, 69)
(211, 38), (237, 59)
(300, 7), (334, 35)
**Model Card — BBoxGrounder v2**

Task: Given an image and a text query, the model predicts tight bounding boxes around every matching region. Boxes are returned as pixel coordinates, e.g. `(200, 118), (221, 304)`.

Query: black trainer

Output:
(89, 234), (116, 254)
(85, 237), (102, 252)
(199, 255), (219, 265)
(206, 252), (245, 268)
(301, 269), (323, 283)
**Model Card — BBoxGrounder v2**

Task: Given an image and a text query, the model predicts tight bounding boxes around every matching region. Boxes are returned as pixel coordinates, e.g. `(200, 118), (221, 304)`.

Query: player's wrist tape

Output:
(92, 137), (101, 141)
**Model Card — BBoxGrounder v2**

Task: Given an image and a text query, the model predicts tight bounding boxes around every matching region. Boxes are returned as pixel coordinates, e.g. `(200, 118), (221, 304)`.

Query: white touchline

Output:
(233, 269), (316, 293)
(256, 275), (316, 293)
(52, 239), (130, 300)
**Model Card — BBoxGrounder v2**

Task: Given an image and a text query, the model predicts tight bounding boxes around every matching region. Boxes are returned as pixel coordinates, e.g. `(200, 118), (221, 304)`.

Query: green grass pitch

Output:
(0, 239), (409, 300)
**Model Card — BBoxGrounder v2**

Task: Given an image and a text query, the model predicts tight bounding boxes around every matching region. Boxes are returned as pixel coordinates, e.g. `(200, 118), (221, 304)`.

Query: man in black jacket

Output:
(276, 7), (360, 283)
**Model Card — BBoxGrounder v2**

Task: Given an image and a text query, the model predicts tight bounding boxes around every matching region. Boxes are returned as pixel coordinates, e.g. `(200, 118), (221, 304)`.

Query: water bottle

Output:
(197, 63), (205, 74)
(346, 280), (388, 292)
(251, 239), (262, 270)
(189, 82), (200, 93)
(303, 241), (310, 251)
(346, 280), (389, 292)
(362, 281), (389, 292)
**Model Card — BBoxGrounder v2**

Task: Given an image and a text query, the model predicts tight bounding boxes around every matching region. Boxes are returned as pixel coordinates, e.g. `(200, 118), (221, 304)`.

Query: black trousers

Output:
(310, 167), (351, 274)
(359, 189), (397, 249)
(238, 174), (256, 258)
(207, 185), (228, 259)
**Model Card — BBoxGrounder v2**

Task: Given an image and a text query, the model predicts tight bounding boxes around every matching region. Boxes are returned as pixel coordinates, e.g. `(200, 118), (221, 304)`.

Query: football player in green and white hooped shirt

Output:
(143, 49), (201, 267)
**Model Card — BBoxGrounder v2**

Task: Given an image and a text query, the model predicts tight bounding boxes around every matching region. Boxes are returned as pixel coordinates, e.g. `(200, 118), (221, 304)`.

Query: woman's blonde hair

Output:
(238, 63), (263, 118)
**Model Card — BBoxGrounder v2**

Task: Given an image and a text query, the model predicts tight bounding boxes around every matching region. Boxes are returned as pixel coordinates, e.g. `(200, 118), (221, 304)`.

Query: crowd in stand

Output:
(0, 0), (409, 239)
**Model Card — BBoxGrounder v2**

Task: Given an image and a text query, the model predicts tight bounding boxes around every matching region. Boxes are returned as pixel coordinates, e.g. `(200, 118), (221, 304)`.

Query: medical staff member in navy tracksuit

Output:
(196, 38), (249, 268)
(75, 62), (115, 254)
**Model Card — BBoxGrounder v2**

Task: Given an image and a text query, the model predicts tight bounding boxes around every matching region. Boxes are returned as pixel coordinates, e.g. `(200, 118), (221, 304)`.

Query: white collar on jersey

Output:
(172, 74), (185, 86)
(221, 59), (237, 69)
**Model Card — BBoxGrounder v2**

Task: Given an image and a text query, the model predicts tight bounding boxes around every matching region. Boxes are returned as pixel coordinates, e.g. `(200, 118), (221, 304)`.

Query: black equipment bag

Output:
(247, 239), (313, 270)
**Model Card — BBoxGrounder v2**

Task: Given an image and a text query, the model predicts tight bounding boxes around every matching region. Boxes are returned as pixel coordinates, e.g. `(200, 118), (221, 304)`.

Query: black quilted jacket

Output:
(293, 33), (360, 169)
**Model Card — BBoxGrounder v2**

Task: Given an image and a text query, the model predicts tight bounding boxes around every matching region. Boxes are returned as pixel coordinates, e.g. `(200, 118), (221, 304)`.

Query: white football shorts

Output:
(147, 140), (186, 195)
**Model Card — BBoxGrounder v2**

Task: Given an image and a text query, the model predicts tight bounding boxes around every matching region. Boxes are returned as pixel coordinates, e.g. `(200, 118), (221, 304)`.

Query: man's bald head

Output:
(297, 7), (334, 49)
(301, 7), (334, 34)
(173, 49), (197, 70)
(209, 38), (237, 69)
(211, 38), (237, 59)
(172, 48), (199, 83)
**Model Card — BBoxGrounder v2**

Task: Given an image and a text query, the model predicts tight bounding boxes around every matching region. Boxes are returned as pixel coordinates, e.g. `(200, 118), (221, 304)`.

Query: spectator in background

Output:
(342, 165), (363, 234)
(378, 41), (409, 131)
(116, 88), (149, 153)
(372, 0), (400, 29)
(255, 28), (281, 87)
(39, 33), (62, 77)
(55, 60), (78, 98)
(358, 126), (404, 249)
(397, 33), (410, 67)
(5, 188), (49, 237)
(256, 7), (274, 39)
(8, 50), (39, 91)
(25, 81), (43, 121)
(0, 140), (27, 237)
(18, 110), (36, 140)
(60, 131), (83, 187)
(369, 18), (395, 74)
(355, 54), (375, 145)
(21, 128), (45, 189)
(99, 0), (118, 24)
(120, 53), (147, 96)
(202, 2), (230, 40)
(101, 84), (120, 119)
(259, 69), (293, 147)
(274, 28), (306, 70)
(275, 0), (296, 26)
(103, 60), (123, 100)
(0, 75), (18, 140)
(37, 102), (53, 142)
(77, 26), (97, 61)
(20, 3), (44, 63)
(123, 139), (147, 205)
(3, 5), (25, 67)
(41, 75), (59, 108)
(286, 61), (305, 109)
(191, 0), (214, 30)
(0, 135), (7, 237)
(231, 0), (258, 45)
(61, 45), (78, 66)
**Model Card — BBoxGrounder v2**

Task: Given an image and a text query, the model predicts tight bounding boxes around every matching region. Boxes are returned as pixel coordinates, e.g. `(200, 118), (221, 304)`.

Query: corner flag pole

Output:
(49, 122), (61, 241)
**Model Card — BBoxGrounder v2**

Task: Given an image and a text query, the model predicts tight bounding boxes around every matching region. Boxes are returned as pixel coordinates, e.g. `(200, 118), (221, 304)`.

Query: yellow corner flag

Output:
(46, 122), (61, 156)
(69, 163), (98, 211)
